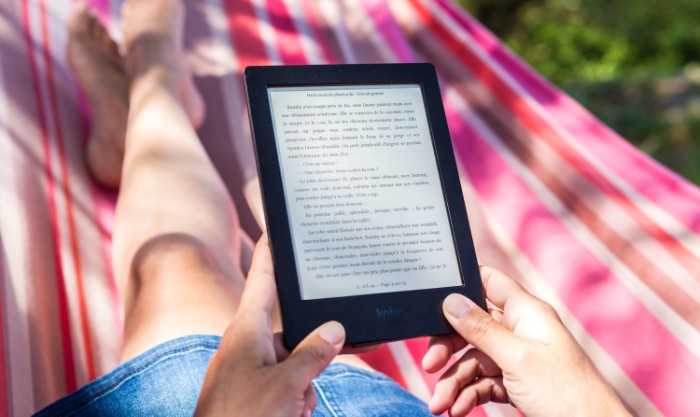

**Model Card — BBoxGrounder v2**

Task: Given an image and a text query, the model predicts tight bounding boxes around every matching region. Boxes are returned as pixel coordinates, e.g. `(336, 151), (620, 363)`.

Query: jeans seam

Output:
(312, 378), (344, 417)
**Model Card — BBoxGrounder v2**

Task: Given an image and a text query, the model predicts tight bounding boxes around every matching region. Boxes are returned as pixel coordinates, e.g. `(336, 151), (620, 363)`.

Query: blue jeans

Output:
(34, 335), (433, 416)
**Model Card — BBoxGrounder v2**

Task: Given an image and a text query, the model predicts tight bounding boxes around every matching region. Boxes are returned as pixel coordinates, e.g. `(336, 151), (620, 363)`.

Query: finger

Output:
(302, 384), (317, 417)
(281, 321), (345, 384)
(422, 334), (468, 373)
(442, 293), (519, 367)
(223, 234), (277, 364)
(238, 233), (276, 316)
(481, 266), (564, 339)
(480, 266), (538, 311)
(430, 348), (500, 413)
(446, 376), (508, 417)
(273, 332), (291, 361)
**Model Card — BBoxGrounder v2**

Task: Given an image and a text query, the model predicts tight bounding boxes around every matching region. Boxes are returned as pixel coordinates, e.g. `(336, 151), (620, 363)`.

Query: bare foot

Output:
(67, 4), (128, 188)
(121, 0), (205, 128)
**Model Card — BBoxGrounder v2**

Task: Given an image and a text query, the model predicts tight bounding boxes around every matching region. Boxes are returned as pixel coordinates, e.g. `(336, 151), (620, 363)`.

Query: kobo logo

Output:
(376, 306), (404, 319)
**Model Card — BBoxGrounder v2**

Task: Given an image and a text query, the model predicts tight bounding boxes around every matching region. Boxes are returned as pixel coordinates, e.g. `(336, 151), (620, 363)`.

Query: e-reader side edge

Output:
(243, 63), (486, 349)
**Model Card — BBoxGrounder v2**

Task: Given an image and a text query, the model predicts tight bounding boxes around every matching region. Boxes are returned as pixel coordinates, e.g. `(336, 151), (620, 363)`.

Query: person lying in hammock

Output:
(36, 0), (631, 416)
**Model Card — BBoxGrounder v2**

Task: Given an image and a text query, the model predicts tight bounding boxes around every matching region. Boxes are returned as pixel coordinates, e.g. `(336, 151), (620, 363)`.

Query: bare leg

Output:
(69, 0), (241, 363)
(112, 0), (242, 363)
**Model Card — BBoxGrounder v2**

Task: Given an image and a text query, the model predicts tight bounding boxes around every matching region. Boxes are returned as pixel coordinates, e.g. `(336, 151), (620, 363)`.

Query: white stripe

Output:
(444, 85), (700, 360)
(387, 341), (431, 403)
(421, 0), (700, 277)
(0, 28), (35, 417)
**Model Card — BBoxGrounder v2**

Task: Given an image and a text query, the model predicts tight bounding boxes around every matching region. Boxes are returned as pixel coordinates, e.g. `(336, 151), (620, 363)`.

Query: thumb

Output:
(442, 293), (519, 367)
(281, 321), (345, 383)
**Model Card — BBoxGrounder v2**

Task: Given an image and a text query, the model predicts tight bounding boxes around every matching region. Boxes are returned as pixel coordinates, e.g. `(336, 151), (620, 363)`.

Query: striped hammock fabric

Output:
(1, 0), (699, 415)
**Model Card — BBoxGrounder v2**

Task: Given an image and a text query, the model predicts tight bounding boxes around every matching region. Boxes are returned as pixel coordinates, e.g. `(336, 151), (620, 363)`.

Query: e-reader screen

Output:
(266, 84), (463, 300)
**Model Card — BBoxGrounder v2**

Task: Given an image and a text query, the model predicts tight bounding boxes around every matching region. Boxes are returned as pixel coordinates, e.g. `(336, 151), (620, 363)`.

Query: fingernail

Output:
(319, 321), (345, 346)
(444, 294), (471, 319)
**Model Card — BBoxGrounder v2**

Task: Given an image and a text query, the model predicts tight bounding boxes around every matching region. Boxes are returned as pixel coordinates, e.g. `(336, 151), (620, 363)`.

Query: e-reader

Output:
(244, 63), (486, 349)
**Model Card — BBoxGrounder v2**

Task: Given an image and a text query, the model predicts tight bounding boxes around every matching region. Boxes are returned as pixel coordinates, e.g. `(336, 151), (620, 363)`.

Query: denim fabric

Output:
(33, 335), (219, 416)
(312, 364), (434, 417)
(33, 335), (433, 417)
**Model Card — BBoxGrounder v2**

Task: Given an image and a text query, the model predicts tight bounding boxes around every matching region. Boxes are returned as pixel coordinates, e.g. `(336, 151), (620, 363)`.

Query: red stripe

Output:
(223, 0), (273, 68)
(21, 0), (77, 393)
(409, 0), (700, 280)
(39, 0), (96, 383)
(266, 0), (307, 65)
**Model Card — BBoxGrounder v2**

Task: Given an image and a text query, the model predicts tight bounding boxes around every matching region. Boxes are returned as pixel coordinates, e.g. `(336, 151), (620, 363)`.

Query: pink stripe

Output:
(21, 0), (77, 393)
(85, 0), (111, 22)
(435, 0), (700, 235)
(443, 96), (700, 415)
(360, 0), (415, 63)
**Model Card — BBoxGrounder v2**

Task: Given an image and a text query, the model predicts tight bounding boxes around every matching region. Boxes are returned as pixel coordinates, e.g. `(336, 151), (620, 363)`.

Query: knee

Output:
(130, 233), (216, 287)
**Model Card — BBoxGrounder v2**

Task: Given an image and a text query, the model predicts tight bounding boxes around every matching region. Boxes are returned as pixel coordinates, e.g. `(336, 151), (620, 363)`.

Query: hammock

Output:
(1, 0), (698, 415)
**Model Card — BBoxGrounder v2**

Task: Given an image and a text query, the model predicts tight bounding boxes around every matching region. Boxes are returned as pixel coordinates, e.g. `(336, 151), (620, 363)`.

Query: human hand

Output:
(422, 266), (630, 417)
(194, 235), (345, 417)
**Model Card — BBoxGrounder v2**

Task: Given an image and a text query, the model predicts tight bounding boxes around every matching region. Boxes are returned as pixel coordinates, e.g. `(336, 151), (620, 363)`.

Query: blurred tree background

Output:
(457, 0), (700, 184)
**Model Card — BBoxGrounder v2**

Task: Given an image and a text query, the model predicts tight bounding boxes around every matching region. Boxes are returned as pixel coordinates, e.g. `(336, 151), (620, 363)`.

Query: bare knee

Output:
(120, 233), (240, 362)
(127, 233), (219, 302)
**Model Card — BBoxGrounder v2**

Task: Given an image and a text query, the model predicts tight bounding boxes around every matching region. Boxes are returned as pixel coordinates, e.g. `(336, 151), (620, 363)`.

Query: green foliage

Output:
(457, 0), (700, 184)
(458, 0), (700, 84)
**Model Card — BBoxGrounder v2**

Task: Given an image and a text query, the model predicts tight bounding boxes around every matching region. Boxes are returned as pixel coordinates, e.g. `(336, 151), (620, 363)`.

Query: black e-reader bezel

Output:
(244, 63), (486, 349)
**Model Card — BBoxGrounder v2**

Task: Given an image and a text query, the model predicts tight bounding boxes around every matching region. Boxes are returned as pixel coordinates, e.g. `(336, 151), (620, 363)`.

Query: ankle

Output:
(126, 34), (178, 78)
